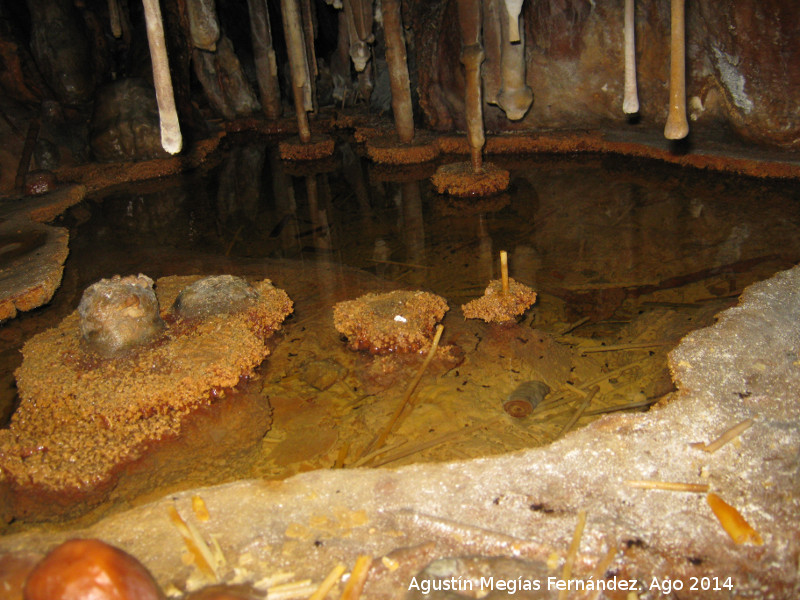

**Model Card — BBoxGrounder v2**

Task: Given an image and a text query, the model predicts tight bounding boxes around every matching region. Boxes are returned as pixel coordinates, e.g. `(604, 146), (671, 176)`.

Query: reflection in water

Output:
(2, 140), (800, 522)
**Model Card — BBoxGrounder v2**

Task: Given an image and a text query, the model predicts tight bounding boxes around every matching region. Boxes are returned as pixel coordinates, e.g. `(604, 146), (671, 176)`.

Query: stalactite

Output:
(457, 0), (486, 172)
(665, 0), (688, 139)
(142, 0), (182, 154)
(246, 0), (282, 119)
(186, 0), (220, 52)
(331, 10), (353, 105)
(301, 0), (319, 113)
(281, 0), (312, 143)
(342, 0), (373, 72)
(382, 0), (414, 143)
(107, 0), (122, 38)
(497, 0), (532, 121)
(482, 0), (503, 106)
(623, 0), (639, 114)
(503, 0), (524, 44)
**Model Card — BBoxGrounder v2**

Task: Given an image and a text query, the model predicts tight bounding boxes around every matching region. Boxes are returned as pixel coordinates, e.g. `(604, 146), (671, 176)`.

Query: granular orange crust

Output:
(431, 161), (510, 197)
(461, 278), (537, 323)
(333, 290), (448, 354)
(365, 133), (440, 165)
(0, 276), (292, 493)
(278, 135), (335, 161)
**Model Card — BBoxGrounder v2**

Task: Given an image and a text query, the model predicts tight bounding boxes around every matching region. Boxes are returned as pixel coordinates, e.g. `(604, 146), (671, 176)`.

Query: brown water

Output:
(2, 138), (799, 523)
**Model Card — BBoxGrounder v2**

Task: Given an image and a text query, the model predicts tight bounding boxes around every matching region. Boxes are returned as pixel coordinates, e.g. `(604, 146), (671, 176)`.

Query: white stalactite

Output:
(503, 0), (524, 44)
(142, 0), (182, 154)
(623, 0), (639, 114)
(664, 0), (689, 139)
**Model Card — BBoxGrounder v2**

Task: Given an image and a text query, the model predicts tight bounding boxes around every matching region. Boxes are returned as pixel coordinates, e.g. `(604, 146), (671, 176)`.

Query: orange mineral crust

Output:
(333, 290), (448, 354)
(365, 132), (440, 165)
(461, 277), (537, 323)
(431, 161), (510, 197)
(0, 276), (292, 500)
(278, 134), (335, 161)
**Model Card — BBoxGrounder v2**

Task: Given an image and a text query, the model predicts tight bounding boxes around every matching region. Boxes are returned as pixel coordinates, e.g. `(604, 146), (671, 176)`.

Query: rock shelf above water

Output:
(0, 275), (292, 523)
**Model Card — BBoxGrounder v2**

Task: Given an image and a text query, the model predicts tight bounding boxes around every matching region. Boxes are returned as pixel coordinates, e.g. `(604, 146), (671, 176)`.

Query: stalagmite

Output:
(497, 0), (532, 121)
(246, 0), (282, 119)
(623, 0), (639, 114)
(279, 0), (334, 160)
(141, 0), (182, 154)
(503, 0), (524, 44)
(431, 0), (509, 196)
(382, 0), (414, 143)
(458, 0), (486, 172)
(364, 0), (438, 163)
(186, 0), (220, 52)
(281, 0), (312, 143)
(664, 0), (689, 139)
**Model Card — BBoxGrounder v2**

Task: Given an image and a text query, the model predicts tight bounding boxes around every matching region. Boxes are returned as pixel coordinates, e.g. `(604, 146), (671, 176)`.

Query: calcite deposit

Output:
(462, 277), (537, 323)
(0, 275), (292, 521)
(333, 290), (448, 354)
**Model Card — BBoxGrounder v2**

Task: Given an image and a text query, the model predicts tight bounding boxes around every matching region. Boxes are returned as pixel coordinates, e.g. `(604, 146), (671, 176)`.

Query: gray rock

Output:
(171, 275), (259, 319)
(78, 274), (164, 357)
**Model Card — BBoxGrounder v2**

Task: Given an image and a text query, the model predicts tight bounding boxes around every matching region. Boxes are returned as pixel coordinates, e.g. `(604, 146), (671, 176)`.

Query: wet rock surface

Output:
(172, 274), (260, 320)
(0, 275), (292, 522)
(0, 185), (86, 321)
(192, 37), (260, 121)
(26, 0), (94, 105)
(89, 78), (169, 163)
(78, 274), (164, 357)
(414, 0), (800, 149)
(23, 538), (164, 600)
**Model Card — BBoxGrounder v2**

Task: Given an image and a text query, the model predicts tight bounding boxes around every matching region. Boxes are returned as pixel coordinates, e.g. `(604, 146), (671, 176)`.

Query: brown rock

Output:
(26, 0), (94, 105)
(89, 78), (169, 163)
(0, 221), (68, 322)
(24, 539), (163, 600)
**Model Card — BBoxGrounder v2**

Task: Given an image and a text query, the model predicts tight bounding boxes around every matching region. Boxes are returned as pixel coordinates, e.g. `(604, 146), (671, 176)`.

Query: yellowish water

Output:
(1, 141), (798, 525)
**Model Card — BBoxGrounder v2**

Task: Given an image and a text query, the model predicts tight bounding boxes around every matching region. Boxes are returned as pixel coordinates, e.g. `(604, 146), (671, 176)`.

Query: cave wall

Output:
(0, 0), (798, 190)
(414, 0), (800, 149)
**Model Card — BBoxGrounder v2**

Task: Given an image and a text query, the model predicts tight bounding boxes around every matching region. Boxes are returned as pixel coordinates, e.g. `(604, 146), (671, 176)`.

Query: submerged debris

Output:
(503, 380), (550, 418)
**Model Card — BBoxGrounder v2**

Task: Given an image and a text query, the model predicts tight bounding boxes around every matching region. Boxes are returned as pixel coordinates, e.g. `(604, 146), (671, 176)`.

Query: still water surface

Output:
(2, 139), (799, 518)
